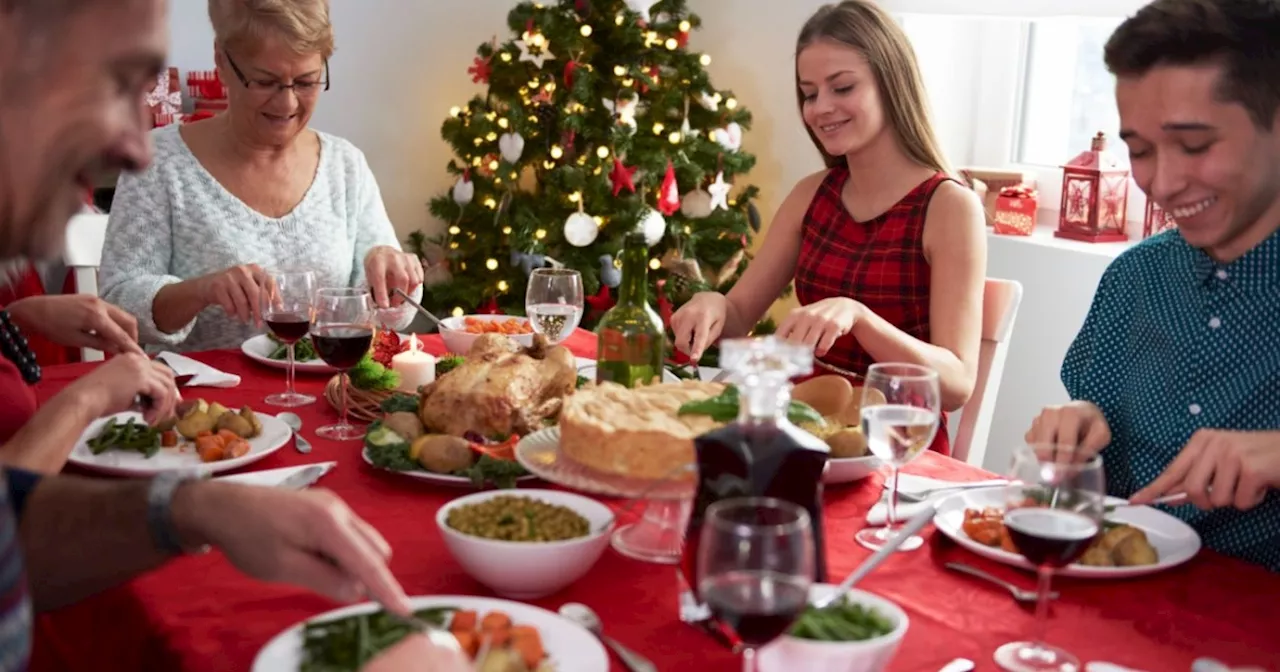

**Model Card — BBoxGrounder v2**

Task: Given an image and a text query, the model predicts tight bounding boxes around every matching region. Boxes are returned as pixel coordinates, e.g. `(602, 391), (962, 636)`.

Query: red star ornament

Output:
(608, 158), (638, 196)
(677, 30), (690, 48)
(585, 284), (614, 316)
(467, 55), (492, 84)
(658, 161), (680, 215)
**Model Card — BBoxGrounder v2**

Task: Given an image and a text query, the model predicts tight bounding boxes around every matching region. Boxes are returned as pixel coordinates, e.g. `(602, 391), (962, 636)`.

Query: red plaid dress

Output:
(794, 165), (953, 456)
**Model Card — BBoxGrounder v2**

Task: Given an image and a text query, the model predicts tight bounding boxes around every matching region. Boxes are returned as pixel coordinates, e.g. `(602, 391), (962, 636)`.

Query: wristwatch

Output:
(146, 471), (211, 556)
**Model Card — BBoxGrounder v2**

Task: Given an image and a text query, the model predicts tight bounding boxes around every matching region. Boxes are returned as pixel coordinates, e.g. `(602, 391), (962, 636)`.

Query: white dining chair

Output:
(949, 278), (1024, 466)
(62, 212), (110, 362)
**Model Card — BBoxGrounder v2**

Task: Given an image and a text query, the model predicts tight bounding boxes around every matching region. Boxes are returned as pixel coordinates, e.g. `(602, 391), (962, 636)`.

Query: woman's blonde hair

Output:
(796, 1), (951, 175)
(209, 0), (335, 59)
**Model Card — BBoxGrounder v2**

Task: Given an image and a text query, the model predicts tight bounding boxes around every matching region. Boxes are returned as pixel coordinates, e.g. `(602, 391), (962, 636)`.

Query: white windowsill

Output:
(986, 213), (1137, 260)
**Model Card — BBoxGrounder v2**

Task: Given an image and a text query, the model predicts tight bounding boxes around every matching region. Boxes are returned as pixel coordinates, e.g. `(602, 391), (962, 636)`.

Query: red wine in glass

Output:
(312, 325), (373, 370)
(264, 312), (310, 344)
(262, 270), (316, 408)
(701, 570), (810, 647)
(1004, 508), (1099, 568)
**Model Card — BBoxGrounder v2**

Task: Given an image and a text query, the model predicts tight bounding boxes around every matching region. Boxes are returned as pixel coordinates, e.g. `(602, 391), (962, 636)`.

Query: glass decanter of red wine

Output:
(698, 497), (814, 672)
(261, 270), (316, 407)
(312, 287), (375, 441)
(994, 443), (1105, 672)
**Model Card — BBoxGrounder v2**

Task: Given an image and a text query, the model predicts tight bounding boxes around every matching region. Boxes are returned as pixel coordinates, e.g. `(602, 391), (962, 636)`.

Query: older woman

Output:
(100, 0), (422, 353)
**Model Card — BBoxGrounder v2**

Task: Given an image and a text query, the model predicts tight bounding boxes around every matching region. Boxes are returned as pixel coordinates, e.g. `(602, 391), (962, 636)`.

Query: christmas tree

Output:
(409, 0), (775, 364)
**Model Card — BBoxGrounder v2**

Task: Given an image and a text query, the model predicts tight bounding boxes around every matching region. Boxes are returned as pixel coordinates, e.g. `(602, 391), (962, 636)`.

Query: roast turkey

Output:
(418, 333), (578, 438)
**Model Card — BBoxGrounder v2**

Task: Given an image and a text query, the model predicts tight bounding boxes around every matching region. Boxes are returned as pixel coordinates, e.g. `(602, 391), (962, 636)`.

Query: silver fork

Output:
(944, 562), (1057, 604)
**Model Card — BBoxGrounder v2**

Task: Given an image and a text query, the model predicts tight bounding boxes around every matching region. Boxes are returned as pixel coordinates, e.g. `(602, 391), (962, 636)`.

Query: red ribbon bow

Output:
(1000, 184), (1038, 199)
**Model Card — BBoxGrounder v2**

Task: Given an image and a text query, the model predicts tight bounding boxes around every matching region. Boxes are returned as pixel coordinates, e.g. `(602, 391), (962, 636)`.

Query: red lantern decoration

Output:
(1055, 132), (1130, 243)
(1143, 199), (1177, 239)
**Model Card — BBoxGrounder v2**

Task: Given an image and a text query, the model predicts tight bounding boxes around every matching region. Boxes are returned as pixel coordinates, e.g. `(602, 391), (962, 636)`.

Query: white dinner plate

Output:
(574, 356), (716, 383)
(68, 411), (291, 477)
(240, 334), (338, 373)
(361, 447), (536, 487)
(251, 594), (609, 671)
(933, 486), (1202, 579)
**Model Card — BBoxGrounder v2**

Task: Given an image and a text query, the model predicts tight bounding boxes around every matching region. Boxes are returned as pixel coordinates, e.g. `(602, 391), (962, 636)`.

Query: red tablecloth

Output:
(28, 330), (1280, 672)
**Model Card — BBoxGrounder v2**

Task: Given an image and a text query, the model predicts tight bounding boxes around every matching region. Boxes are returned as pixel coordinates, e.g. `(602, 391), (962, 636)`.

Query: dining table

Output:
(27, 329), (1280, 672)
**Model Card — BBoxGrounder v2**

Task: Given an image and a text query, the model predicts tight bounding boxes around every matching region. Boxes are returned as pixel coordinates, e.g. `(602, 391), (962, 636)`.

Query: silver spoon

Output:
(277, 412), (312, 454)
(944, 562), (1057, 604)
(559, 603), (656, 672)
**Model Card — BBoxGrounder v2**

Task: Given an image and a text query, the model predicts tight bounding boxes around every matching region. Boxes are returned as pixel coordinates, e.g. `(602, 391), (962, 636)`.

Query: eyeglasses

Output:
(223, 49), (329, 98)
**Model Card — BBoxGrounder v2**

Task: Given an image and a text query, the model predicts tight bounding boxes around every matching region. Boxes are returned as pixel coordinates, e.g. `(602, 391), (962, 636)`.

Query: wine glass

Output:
(854, 363), (941, 552)
(698, 497), (815, 672)
(525, 268), (584, 345)
(994, 444), (1105, 672)
(261, 270), (316, 407)
(312, 287), (375, 441)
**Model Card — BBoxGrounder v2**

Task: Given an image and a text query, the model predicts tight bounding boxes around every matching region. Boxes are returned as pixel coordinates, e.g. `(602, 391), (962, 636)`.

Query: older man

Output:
(1027, 0), (1280, 572)
(0, 0), (465, 667)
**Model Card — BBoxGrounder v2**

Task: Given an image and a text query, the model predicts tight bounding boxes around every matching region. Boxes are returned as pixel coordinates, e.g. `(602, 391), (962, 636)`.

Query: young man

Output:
(1026, 0), (1280, 571)
(0, 0), (467, 667)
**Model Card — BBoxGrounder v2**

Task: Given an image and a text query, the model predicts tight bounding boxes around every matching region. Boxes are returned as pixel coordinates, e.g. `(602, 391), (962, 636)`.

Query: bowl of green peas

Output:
(757, 584), (908, 672)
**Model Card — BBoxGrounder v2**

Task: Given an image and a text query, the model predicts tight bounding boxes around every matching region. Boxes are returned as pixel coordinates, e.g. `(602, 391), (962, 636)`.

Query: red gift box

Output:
(145, 67), (182, 128)
(993, 184), (1038, 236)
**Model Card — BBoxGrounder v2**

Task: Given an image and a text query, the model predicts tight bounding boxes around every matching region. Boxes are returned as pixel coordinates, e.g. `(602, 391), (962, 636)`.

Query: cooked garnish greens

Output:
(300, 606), (454, 671)
(446, 495), (589, 542)
(379, 393), (420, 414)
(435, 354), (465, 375)
(678, 385), (826, 426)
(789, 596), (895, 642)
(363, 422), (529, 488)
(87, 417), (162, 457)
(268, 335), (317, 361)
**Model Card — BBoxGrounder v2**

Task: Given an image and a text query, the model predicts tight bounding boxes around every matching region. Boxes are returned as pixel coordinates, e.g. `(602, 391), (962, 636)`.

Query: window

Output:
(1015, 17), (1125, 168)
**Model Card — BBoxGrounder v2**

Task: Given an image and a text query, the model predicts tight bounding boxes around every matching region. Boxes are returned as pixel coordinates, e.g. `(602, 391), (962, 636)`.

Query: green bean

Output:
(789, 598), (895, 642)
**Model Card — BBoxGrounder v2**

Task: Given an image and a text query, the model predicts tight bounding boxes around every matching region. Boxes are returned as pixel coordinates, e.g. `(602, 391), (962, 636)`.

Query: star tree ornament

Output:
(564, 201), (598, 247)
(658, 161), (681, 216)
(708, 171), (732, 211)
(608, 158), (638, 196)
(451, 169), (475, 205)
(603, 96), (638, 132)
(515, 32), (556, 69)
(467, 55), (492, 83)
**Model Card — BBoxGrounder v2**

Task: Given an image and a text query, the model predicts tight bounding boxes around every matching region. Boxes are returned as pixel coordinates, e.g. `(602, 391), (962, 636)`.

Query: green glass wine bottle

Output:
(595, 233), (665, 388)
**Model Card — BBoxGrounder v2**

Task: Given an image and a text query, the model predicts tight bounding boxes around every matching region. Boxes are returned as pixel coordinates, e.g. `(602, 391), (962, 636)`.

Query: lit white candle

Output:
(390, 335), (435, 394)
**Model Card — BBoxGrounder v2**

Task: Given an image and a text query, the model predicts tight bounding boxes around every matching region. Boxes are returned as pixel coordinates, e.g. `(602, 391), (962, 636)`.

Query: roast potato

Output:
(383, 412), (425, 443)
(1112, 528), (1158, 566)
(239, 406), (263, 438)
(412, 434), (475, 474)
(792, 376), (854, 418)
(176, 410), (216, 439)
(826, 428), (869, 458)
(207, 402), (230, 421)
(215, 411), (255, 438)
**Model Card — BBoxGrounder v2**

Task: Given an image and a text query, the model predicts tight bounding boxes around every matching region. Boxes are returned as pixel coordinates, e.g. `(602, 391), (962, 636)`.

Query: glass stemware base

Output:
(854, 524), (925, 552)
(316, 421), (365, 441)
(994, 641), (1081, 672)
(265, 391), (316, 408)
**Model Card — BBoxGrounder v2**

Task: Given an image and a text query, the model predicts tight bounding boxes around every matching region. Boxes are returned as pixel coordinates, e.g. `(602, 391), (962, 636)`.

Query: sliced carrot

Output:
(224, 439), (251, 459)
(511, 626), (545, 668)
(480, 611), (511, 632)
(161, 430), (178, 448)
(450, 610), (477, 633)
(196, 435), (225, 462)
(452, 630), (480, 658)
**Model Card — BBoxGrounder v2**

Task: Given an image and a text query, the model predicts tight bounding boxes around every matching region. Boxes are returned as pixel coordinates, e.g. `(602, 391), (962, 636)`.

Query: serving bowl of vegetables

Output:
(435, 489), (613, 599)
(438, 315), (536, 354)
(757, 584), (908, 672)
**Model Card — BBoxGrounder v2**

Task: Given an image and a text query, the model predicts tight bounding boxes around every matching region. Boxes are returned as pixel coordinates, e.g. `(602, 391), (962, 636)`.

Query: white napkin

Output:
(865, 474), (1006, 525)
(156, 351), (241, 388)
(215, 462), (336, 488)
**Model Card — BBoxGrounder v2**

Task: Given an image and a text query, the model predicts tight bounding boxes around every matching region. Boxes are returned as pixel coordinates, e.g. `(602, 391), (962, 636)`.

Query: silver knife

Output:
(277, 464), (331, 490)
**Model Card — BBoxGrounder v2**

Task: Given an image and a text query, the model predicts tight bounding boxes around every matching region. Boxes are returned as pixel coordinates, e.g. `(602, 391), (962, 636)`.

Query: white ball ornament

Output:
(564, 211), (598, 247)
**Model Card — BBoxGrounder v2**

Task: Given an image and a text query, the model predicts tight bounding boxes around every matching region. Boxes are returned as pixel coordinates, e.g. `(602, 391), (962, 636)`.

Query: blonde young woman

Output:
(100, 0), (423, 353)
(670, 0), (987, 457)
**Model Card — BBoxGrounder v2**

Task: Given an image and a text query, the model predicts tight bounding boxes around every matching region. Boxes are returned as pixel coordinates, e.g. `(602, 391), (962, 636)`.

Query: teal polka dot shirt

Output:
(1062, 227), (1280, 572)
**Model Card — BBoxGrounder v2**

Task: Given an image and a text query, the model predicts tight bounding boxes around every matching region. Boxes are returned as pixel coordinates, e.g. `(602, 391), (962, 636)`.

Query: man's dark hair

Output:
(1104, 0), (1280, 129)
